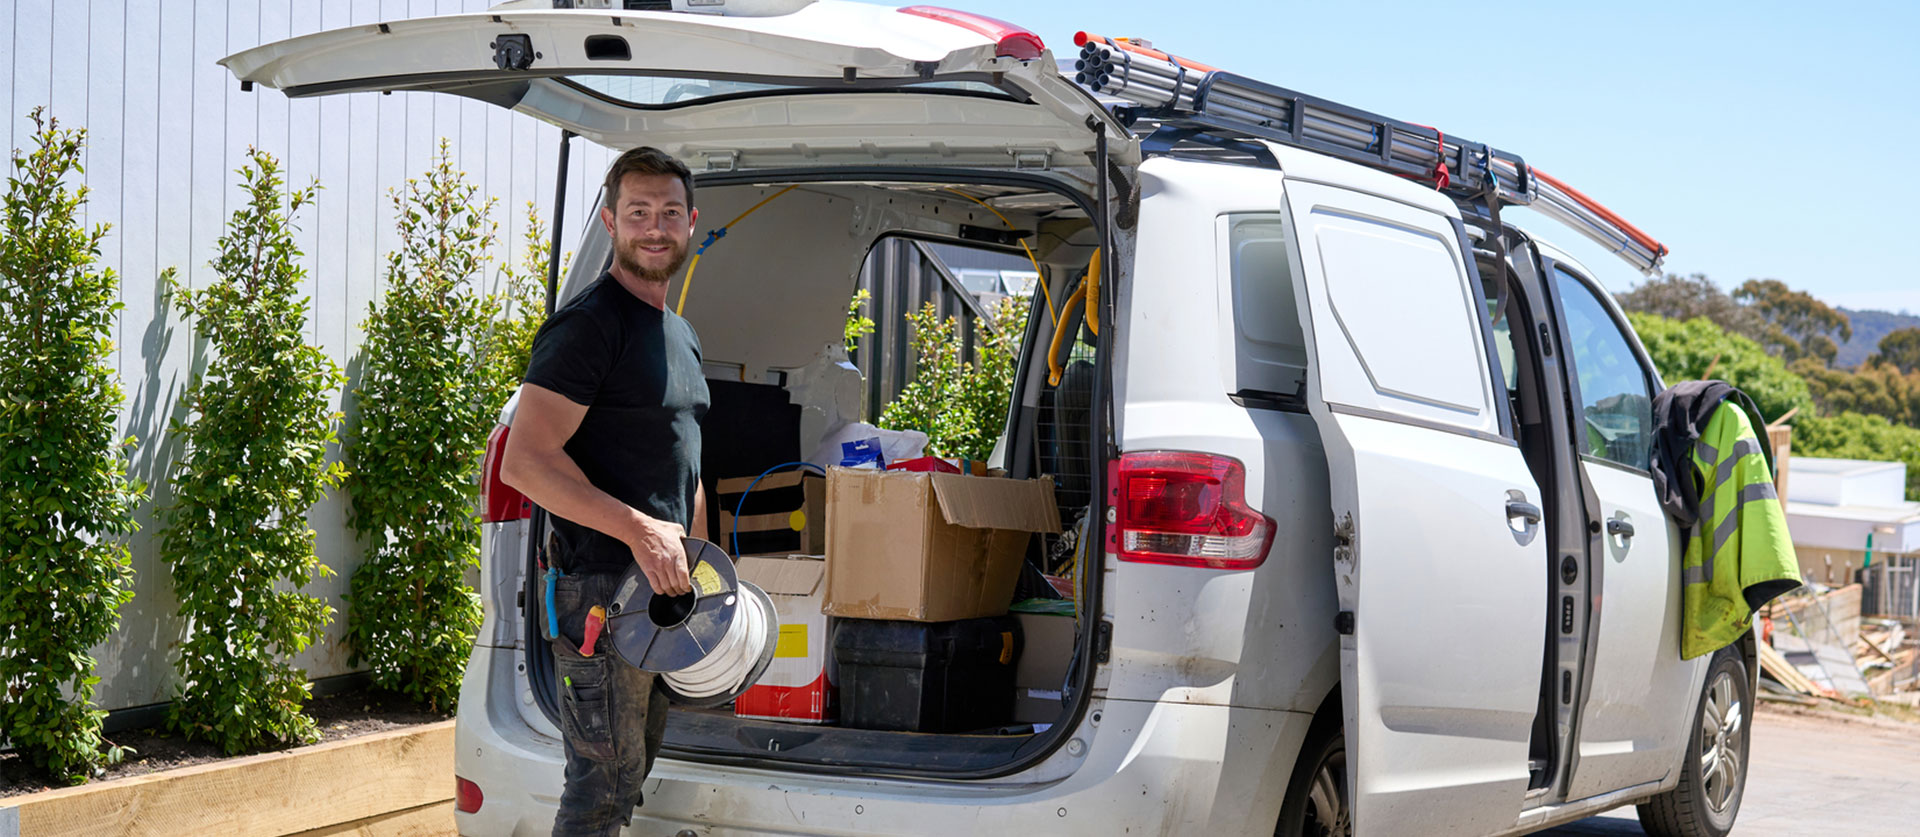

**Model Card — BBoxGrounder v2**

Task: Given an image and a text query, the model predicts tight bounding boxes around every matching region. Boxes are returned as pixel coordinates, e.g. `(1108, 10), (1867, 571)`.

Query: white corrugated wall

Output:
(4, 0), (617, 712)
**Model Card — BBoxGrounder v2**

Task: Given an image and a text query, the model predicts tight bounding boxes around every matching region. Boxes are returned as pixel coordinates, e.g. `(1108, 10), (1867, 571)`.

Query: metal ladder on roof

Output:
(1069, 33), (1669, 273)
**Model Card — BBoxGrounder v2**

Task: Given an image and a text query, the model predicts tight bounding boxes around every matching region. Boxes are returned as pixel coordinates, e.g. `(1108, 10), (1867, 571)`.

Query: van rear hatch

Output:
(220, 2), (1128, 178)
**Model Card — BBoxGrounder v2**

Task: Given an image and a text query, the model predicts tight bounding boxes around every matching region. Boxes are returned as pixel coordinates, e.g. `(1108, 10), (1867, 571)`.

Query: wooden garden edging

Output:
(0, 721), (455, 837)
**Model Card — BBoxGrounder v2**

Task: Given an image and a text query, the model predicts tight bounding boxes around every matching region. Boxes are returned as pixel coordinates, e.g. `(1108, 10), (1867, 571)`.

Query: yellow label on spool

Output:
(788, 510), (807, 532)
(1000, 632), (1015, 665)
(776, 624), (809, 658)
(690, 561), (724, 597)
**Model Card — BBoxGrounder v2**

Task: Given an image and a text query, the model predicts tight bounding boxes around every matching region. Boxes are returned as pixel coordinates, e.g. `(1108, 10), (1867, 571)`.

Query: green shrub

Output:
(344, 143), (508, 712)
(0, 109), (142, 783)
(161, 149), (344, 754)
(1793, 412), (1920, 502)
(1625, 311), (1815, 422)
(878, 297), (1029, 461)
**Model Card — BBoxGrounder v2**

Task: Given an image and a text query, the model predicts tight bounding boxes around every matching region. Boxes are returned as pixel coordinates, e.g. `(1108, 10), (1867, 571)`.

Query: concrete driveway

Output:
(1542, 703), (1920, 836)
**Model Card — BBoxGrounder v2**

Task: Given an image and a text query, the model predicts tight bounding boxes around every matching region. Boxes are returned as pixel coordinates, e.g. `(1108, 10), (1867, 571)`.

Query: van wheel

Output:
(1636, 648), (1750, 837)
(1275, 720), (1350, 837)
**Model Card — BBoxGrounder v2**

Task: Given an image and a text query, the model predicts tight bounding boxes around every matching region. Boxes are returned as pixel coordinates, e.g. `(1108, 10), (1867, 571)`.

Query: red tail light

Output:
(1108, 451), (1275, 569)
(481, 424), (531, 523)
(897, 6), (1045, 60)
(455, 776), (484, 814)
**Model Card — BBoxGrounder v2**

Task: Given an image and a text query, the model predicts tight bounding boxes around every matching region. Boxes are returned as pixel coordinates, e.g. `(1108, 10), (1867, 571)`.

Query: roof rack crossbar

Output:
(1074, 42), (1666, 272)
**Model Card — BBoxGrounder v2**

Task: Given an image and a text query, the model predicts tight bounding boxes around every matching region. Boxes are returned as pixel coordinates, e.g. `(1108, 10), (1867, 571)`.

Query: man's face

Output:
(601, 172), (698, 285)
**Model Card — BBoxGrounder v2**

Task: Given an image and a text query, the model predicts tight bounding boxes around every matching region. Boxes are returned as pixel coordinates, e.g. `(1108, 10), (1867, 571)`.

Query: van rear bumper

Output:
(456, 644), (1312, 836)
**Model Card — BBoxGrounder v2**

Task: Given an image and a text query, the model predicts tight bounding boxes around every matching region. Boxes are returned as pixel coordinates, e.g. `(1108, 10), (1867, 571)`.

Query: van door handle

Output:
(1607, 517), (1635, 539)
(1506, 500), (1542, 525)
(1505, 498), (1542, 547)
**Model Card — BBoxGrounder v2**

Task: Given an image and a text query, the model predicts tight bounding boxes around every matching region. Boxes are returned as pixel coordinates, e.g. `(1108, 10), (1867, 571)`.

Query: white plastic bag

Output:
(808, 421), (927, 470)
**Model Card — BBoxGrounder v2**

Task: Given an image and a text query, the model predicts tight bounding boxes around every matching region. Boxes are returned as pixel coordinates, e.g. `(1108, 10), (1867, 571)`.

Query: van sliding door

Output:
(1283, 180), (1546, 836)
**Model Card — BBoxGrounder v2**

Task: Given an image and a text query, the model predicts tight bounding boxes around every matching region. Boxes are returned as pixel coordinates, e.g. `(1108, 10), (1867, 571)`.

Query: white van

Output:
(224, 2), (1755, 835)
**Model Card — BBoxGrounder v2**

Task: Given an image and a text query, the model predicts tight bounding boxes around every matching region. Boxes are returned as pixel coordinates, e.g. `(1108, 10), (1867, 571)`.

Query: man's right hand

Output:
(627, 514), (693, 596)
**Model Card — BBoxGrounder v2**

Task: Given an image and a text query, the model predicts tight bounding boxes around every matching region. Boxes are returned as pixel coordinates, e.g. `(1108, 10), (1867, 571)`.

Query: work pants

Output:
(550, 570), (670, 837)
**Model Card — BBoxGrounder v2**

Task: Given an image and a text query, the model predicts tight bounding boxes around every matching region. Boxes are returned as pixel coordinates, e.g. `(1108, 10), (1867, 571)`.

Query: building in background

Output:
(4, 0), (616, 716)
(1785, 457), (1920, 621)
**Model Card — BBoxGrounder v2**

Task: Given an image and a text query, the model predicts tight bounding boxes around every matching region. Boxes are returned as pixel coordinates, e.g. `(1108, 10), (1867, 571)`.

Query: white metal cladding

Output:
(4, 0), (615, 713)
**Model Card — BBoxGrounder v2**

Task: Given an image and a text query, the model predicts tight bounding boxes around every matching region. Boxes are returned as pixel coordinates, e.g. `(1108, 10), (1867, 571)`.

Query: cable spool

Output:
(604, 538), (779, 706)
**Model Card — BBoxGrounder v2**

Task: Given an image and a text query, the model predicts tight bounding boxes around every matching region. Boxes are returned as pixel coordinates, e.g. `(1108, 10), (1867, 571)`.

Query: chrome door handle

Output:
(1506, 500), (1542, 525)
(1606, 518), (1635, 539)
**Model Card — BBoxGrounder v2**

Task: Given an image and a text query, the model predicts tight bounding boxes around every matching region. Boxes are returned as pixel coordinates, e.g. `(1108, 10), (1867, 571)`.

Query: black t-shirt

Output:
(522, 273), (710, 574)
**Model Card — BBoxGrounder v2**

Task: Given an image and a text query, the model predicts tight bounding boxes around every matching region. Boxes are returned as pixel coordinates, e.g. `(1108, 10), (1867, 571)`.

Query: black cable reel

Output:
(606, 538), (779, 706)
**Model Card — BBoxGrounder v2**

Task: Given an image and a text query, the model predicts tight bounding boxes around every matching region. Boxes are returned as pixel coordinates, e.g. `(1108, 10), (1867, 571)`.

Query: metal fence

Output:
(849, 237), (1003, 421)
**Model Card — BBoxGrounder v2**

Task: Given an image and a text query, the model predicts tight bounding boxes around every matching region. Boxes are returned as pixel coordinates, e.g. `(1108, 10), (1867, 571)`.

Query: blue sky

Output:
(896, 0), (1920, 314)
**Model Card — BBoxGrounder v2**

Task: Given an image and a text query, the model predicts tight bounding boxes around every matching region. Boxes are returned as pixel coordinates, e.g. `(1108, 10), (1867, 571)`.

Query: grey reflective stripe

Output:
(1684, 522), (1713, 585)
(1740, 482), (1777, 503)
(1713, 437), (1765, 489)
(1693, 438), (1719, 468)
(1711, 505), (1742, 558)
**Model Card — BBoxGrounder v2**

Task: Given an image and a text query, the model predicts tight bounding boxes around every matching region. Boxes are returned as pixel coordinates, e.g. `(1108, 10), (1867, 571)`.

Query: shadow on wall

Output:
(97, 275), (195, 707)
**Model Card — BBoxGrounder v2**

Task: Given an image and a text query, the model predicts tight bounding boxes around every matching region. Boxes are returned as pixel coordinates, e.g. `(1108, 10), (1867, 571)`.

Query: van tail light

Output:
(455, 776), (484, 813)
(897, 6), (1046, 61)
(1108, 451), (1275, 569)
(481, 424), (531, 523)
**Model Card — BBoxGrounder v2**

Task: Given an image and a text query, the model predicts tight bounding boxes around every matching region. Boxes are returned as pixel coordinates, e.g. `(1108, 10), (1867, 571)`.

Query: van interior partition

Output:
(526, 174), (1108, 777)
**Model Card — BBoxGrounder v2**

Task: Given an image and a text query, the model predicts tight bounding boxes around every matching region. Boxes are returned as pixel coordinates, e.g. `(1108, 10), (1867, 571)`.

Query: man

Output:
(500, 146), (709, 836)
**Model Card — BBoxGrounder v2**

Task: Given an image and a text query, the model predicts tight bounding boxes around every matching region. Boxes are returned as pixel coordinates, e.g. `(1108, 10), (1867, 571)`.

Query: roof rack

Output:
(1071, 33), (1668, 273)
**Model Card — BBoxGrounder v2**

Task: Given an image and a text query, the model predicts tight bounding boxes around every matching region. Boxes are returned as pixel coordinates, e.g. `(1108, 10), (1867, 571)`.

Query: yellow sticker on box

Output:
(776, 624), (809, 658)
(690, 561), (724, 597)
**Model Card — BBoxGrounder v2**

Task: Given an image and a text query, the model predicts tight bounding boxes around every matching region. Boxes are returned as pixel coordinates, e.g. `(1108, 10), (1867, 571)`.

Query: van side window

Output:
(1226, 214), (1307, 397)
(1556, 269), (1654, 469)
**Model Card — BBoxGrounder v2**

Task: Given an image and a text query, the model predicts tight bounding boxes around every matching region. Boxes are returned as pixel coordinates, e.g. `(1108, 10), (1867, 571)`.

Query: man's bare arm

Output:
(501, 383), (693, 596)
(692, 482), (709, 544)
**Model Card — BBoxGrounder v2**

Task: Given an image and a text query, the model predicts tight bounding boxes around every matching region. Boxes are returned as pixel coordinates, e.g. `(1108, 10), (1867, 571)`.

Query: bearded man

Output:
(501, 146), (709, 836)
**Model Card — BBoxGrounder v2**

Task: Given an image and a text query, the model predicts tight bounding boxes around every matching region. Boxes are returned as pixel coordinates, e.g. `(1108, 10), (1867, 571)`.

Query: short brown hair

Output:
(601, 146), (694, 212)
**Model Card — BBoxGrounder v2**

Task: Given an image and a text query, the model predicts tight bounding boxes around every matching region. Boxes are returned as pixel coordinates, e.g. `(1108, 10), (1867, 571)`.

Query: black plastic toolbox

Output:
(831, 616), (1021, 733)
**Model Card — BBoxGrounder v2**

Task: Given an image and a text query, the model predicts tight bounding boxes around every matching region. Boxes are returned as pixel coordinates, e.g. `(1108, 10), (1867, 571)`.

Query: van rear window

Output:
(563, 75), (1009, 108)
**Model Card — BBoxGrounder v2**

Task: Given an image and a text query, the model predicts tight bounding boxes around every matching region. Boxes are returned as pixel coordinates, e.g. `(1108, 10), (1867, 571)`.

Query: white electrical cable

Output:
(660, 584), (774, 699)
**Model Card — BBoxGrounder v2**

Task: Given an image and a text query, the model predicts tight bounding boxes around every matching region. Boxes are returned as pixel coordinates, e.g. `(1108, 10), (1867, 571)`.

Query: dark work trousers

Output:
(550, 570), (671, 837)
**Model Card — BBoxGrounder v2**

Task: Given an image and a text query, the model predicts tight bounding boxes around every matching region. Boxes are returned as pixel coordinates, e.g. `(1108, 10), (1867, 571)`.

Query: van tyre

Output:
(1636, 647), (1750, 837)
(1275, 716), (1350, 837)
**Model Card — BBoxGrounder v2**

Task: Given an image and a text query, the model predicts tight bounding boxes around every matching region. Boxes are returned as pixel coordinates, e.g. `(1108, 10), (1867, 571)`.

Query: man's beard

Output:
(614, 236), (690, 285)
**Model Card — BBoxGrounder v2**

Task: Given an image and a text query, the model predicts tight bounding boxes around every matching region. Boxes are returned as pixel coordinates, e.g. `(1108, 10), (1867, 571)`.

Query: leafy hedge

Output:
(1793, 412), (1920, 502)
(0, 109), (141, 783)
(1626, 311), (1815, 422)
(345, 145), (532, 712)
(161, 149), (345, 754)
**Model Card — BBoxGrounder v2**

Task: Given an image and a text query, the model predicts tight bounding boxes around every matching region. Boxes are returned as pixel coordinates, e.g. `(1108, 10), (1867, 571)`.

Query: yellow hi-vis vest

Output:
(1680, 403), (1800, 659)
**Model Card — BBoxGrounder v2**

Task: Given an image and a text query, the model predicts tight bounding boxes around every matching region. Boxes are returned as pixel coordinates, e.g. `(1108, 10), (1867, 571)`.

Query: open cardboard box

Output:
(824, 467), (1061, 623)
(734, 555), (834, 723)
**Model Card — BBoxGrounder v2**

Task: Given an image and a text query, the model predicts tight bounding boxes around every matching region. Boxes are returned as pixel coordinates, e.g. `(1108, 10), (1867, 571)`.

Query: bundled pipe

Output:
(1073, 40), (1198, 110)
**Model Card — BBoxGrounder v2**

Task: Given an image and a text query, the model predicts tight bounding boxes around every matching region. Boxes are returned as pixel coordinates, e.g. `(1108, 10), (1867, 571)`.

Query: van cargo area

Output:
(517, 175), (1108, 776)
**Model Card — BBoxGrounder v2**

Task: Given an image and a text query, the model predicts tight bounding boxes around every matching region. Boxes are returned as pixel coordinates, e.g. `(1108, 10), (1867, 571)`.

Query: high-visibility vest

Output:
(1680, 402), (1800, 659)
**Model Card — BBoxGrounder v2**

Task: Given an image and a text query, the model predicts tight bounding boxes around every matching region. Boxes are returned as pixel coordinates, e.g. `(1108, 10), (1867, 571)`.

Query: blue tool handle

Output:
(545, 566), (564, 639)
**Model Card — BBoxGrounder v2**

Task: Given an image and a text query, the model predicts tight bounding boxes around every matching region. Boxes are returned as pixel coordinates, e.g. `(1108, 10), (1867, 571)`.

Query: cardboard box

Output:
(734, 555), (835, 723)
(716, 471), (825, 556)
(1013, 612), (1076, 723)
(823, 468), (1062, 622)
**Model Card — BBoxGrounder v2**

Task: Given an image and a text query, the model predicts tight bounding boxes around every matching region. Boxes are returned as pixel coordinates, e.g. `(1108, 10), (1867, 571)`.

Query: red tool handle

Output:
(580, 605), (607, 657)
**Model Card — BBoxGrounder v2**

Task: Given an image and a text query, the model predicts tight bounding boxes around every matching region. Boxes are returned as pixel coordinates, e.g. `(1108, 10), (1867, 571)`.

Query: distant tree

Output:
(1791, 357), (1919, 426)
(1734, 278), (1852, 365)
(1615, 273), (1765, 341)
(1625, 311), (1814, 422)
(1879, 326), (1920, 374)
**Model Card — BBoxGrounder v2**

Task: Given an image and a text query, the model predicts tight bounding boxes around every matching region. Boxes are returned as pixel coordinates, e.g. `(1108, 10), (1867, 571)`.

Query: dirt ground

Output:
(0, 687), (449, 798)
